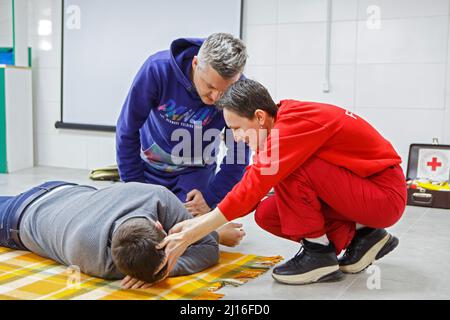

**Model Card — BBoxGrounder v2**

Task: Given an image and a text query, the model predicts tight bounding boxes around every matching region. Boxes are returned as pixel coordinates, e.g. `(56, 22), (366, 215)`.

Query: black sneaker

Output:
(272, 240), (344, 285)
(339, 228), (399, 274)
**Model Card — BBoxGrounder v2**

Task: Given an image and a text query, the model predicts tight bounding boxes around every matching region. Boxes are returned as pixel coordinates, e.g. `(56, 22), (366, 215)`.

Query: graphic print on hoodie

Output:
(116, 38), (250, 206)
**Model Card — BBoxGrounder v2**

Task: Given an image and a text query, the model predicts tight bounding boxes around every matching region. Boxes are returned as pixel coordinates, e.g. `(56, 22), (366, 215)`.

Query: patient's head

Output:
(111, 218), (167, 284)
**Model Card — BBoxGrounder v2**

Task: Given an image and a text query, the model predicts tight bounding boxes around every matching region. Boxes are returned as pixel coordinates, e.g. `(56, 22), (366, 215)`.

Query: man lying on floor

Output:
(0, 181), (245, 289)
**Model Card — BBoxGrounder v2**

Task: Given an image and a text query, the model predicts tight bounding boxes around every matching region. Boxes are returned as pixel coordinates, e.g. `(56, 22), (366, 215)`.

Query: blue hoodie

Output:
(116, 38), (250, 208)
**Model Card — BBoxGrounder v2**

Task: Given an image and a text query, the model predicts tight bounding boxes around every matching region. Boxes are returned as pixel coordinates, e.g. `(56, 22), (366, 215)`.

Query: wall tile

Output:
(444, 107), (450, 144)
(244, 0), (278, 25)
(29, 0), (62, 37)
(354, 108), (445, 167)
(34, 100), (60, 135)
(277, 64), (355, 109)
(0, 6), (13, 47)
(86, 135), (117, 169)
(244, 25), (277, 65)
(331, 21), (357, 64)
(35, 133), (88, 169)
(278, 0), (327, 23)
(444, 66), (450, 144)
(355, 64), (446, 109)
(358, 0), (449, 20)
(30, 33), (61, 68)
(357, 16), (448, 64)
(277, 22), (326, 65)
(33, 67), (61, 102)
(245, 65), (277, 99)
(332, 0), (358, 21)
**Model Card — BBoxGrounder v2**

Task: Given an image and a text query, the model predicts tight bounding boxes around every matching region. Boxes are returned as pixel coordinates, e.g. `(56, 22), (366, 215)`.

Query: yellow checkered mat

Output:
(0, 247), (283, 300)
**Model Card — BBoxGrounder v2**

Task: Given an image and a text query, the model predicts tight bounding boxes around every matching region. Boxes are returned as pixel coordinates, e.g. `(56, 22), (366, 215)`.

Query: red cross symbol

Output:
(427, 157), (442, 171)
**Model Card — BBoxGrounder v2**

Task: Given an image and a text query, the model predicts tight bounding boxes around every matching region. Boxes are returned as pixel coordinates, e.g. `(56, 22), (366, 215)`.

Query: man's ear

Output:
(192, 56), (198, 69)
(255, 109), (268, 126)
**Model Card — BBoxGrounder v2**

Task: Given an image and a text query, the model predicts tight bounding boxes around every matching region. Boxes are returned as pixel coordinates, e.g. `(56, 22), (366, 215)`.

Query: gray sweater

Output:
(19, 182), (219, 280)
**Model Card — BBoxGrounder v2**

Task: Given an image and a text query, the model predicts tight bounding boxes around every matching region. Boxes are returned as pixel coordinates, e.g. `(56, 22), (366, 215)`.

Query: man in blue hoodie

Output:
(116, 33), (250, 216)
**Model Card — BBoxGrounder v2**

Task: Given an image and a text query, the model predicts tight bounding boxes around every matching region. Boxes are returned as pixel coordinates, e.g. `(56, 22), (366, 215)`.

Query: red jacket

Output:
(218, 100), (402, 221)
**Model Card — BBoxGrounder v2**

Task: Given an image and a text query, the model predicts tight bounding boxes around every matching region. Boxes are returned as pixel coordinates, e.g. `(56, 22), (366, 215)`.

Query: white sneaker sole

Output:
(272, 265), (340, 285)
(339, 233), (390, 274)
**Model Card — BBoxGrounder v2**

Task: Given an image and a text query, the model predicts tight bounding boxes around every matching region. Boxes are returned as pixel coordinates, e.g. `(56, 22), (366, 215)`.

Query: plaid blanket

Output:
(0, 247), (283, 300)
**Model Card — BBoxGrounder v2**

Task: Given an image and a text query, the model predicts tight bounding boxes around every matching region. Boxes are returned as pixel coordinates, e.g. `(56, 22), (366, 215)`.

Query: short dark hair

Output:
(216, 79), (278, 119)
(111, 218), (167, 284)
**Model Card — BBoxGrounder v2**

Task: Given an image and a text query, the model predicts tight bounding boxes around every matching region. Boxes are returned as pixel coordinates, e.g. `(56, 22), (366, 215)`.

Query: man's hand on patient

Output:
(168, 219), (246, 247)
(156, 208), (230, 279)
(184, 189), (211, 216)
(155, 220), (196, 276)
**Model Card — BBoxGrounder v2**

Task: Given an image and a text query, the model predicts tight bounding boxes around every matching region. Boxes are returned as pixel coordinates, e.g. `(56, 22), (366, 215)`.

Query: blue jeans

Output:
(0, 181), (77, 250)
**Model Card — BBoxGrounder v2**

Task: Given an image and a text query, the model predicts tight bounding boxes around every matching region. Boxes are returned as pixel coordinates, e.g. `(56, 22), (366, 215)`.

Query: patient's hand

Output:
(216, 222), (246, 247)
(121, 273), (167, 290)
(121, 276), (152, 290)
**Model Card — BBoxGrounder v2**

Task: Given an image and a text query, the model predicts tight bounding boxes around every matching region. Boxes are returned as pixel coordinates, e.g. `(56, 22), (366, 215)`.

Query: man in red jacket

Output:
(157, 79), (407, 286)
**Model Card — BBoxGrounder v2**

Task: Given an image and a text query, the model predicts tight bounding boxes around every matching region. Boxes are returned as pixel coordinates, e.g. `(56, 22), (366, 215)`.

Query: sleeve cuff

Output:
(202, 188), (220, 209)
(121, 175), (146, 183)
(210, 231), (219, 244)
(217, 202), (234, 221)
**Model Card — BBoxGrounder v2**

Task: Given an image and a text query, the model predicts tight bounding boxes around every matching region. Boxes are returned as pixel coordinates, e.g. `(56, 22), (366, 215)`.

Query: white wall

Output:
(5, 67), (33, 172)
(14, 0), (30, 66)
(0, 0), (13, 47)
(29, 0), (116, 170)
(243, 0), (450, 169)
(28, 0), (450, 170)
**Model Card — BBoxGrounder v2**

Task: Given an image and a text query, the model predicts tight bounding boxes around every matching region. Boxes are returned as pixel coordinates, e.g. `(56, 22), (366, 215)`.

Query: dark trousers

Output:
(143, 163), (216, 204)
(0, 181), (78, 250)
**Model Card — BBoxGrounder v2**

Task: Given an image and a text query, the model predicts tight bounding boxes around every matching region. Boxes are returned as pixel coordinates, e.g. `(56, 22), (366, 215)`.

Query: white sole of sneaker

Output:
(339, 233), (390, 274)
(271, 265), (340, 285)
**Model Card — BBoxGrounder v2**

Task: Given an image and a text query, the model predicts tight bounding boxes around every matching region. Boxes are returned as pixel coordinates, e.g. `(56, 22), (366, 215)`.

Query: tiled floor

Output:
(1, 167), (449, 300)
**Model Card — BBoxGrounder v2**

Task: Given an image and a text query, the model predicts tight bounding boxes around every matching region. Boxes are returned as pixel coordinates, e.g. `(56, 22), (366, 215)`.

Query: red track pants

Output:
(254, 156), (407, 254)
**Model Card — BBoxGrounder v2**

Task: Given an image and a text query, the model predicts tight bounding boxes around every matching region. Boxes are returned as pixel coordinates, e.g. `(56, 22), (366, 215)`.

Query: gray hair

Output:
(197, 33), (248, 79)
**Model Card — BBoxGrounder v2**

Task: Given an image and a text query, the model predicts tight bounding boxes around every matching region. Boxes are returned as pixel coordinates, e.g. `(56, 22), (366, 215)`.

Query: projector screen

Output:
(60, 0), (242, 131)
